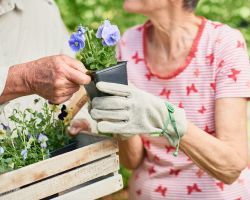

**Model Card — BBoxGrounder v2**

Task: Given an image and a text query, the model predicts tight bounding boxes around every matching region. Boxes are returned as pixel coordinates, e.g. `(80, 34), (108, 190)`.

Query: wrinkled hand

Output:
(23, 55), (91, 104)
(68, 119), (91, 135)
(90, 82), (188, 148)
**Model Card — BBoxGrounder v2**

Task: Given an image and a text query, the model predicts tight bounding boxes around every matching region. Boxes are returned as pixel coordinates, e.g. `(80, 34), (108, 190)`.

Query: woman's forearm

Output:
(0, 64), (31, 104)
(118, 135), (144, 170)
(180, 122), (248, 184)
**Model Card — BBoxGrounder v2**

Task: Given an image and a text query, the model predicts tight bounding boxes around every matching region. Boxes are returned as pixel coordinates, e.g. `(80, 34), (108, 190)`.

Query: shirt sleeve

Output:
(0, 67), (10, 96)
(215, 28), (250, 99)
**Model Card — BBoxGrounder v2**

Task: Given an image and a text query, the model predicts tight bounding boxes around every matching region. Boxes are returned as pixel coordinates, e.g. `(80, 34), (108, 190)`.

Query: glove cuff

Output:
(161, 102), (187, 156)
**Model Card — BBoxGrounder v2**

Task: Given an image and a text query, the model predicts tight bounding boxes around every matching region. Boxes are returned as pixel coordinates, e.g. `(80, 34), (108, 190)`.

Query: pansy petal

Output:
(101, 25), (112, 39)
(96, 25), (104, 38)
(102, 40), (108, 46)
(103, 19), (111, 26)
(68, 33), (85, 52)
(21, 149), (28, 160)
(101, 25), (120, 46)
(77, 26), (86, 37)
(0, 147), (4, 155)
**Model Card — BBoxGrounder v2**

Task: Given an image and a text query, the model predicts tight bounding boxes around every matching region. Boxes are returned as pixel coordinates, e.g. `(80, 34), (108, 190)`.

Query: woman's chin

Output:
(123, 0), (143, 13)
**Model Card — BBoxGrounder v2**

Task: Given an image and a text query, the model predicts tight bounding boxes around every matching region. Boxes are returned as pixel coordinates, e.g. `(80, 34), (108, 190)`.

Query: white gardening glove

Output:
(90, 82), (188, 155)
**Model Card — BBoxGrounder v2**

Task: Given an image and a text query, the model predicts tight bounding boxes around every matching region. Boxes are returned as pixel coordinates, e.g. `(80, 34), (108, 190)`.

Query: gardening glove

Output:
(90, 82), (188, 155)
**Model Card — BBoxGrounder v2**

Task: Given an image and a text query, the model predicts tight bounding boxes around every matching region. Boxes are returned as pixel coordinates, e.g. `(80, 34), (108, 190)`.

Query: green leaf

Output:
(10, 132), (18, 139)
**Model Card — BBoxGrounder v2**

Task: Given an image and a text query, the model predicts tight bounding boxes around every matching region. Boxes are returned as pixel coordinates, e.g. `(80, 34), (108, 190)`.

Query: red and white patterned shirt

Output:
(118, 18), (250, 200)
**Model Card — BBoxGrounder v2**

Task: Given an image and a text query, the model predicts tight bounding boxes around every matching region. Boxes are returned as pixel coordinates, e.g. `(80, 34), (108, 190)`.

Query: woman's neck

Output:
(145, 9), (202, 74)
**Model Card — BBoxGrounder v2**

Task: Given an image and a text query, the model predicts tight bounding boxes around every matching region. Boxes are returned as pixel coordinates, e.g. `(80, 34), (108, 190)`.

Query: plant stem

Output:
(85, 30), (92, 50)
(41, 148), (45, 160)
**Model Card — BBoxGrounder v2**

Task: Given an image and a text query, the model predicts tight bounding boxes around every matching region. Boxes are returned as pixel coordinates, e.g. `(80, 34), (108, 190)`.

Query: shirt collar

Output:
(14, 0), (24, 10)
(0, 0), (24, 16)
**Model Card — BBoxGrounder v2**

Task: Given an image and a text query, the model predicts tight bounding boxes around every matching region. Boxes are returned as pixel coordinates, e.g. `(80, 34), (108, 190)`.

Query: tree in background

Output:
(55, 0), (250, 55)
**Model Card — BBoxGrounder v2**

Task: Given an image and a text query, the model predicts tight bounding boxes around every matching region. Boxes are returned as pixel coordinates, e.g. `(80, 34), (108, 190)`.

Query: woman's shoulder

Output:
(205, 18), (245, 41)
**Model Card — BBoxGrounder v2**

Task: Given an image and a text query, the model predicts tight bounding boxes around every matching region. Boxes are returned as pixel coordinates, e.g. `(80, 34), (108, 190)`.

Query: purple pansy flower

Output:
(68, 33), (85, 52)
(1, 123), (11, 132)
(38, 133), (48, 143)
(38, 133), (48, 149)
(58, 104), (68, 121)
(0, 147), (4, 155)
(96, 20), (110, 38)
(25, 131), (32, 139)
(21, 149), (28, 160)
(77, 26), (86, 37)
(40, 142), (47, 149)
(96, 20), (120, 46)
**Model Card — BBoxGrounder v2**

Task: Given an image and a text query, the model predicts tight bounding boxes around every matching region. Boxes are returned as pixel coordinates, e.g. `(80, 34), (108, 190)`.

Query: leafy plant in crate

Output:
(0, 99), (73, 174)
(68, 20), (128, 99)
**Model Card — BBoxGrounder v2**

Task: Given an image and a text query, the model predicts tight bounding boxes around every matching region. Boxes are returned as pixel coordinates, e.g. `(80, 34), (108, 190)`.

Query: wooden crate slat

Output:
(53, 174), (123, 200)
(0, 139), (118, 194)
(0, 155), (119, 200)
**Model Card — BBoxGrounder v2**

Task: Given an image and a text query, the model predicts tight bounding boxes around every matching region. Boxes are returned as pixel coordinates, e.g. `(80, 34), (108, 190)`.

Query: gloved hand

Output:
(90, 82), (188, 155)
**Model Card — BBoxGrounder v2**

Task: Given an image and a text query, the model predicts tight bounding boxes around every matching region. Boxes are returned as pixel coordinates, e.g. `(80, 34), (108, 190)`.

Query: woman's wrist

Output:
(160, 102), (188, 156)
(2, 64), (32, 96)
(117, 135), (144, 169)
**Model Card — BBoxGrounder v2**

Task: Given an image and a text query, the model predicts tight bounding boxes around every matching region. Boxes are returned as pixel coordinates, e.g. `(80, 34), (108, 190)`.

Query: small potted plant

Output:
(68, 20), (127, 100)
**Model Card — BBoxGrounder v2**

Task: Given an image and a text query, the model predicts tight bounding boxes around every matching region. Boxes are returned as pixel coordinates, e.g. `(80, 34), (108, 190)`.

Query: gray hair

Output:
(183, 0), (200, 11)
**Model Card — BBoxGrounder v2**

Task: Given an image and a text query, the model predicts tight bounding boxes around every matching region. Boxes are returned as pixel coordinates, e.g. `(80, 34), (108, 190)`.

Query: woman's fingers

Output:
(68, 119), (91, 135)
(64, 65), (91, 85)
(62, 55), (87, 73)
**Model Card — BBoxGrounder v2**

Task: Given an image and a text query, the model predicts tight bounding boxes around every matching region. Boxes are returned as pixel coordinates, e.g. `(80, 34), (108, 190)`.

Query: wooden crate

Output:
(0, 134), (123, 200)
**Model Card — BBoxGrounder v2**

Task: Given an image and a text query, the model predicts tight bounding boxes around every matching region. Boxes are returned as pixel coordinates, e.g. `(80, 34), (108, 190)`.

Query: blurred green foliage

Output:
(55, 0), (250, 54)
(119, 165), (132, 188)
(196, 0), (250, 55)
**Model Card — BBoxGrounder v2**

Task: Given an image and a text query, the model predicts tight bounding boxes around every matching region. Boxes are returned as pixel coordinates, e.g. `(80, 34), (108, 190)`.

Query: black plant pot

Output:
(84, 61), (128, 100)
(50, 141), (78, 157)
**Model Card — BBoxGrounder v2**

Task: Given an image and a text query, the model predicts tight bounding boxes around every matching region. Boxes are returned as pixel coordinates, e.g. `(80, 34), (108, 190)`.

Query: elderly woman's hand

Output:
(90, 82), (188, 148)
(0, 55), (91, 105)
(24, 55), (91, 104)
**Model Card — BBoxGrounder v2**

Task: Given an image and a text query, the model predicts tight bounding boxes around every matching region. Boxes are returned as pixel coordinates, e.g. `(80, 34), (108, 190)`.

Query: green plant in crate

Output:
(0, 99), (72, 174)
